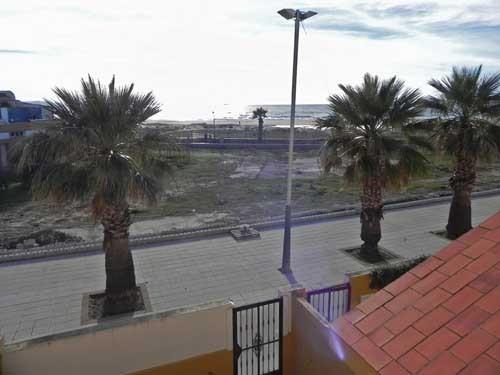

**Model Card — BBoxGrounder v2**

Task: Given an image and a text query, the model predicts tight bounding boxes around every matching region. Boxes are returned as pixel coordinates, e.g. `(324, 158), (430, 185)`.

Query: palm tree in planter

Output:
(11, 76), (186, 315)
(318, 74), (431, 261)
(252, 107), (268, 142)
(414, 66), (500, 239)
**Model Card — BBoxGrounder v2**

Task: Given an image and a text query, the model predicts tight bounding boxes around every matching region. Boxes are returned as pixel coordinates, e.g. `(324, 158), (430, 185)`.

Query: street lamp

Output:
(278, 8), (317, 274)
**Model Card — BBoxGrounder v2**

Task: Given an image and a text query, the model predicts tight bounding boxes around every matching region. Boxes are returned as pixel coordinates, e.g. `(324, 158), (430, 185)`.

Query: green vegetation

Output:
(252, 107), (268, 142)
(370, 255), (429, 289)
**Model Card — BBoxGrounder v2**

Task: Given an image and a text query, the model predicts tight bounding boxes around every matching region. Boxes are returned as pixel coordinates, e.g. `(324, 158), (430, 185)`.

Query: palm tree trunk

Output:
(360, 177), (383, 261)
(258, 118), (264, 142)
(446, 156), (476, 239)
(101, 202), (137, 315)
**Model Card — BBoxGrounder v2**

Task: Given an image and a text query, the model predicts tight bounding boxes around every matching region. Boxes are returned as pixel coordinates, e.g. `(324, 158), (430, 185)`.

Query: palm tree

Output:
(252, 107), (268, 142)
(318, 74), (431, 260)
(11, 76), (186, 315)
(417, 66), (500, 239)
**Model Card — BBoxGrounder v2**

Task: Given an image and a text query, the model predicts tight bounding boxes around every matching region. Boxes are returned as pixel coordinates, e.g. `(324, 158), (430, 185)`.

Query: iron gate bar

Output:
(306, 282), (351, 322)
(233, 297), (283, 375)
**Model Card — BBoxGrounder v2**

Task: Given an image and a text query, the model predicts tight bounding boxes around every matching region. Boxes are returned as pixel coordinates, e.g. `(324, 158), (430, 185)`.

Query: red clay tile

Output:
(438, 254), (473, 276)
(480, 213), (500, 230)
(412, 271), (449, 295)
(435, 242), (468, 262)
(486, 342), (500, 361)
(440, 269), (478, 294)
(343, 308), (366, 325)
(380, 361), (410, 375)
(458, 227), (489, 246)
(458, 354), (500, 375)
(419, 352), (465, 375)
(330, 316), (364, 345)
(413, 288), (451, 313)
(383, 327), (426, 359)
(352, 337), (392, 371)
(415, 327), (461, 360)
(385, 288), (422, 314)
(385, 306), (424, 335)
(369, 326), (395, 347)
(450, 328), (497, 363)
(463, 238), (496, 259)
(356, 306), (393, 335)
(385, 272), (420, 296)
(491, 243), (500, 256)
(475, 287), (500, 314)
(410, 257), (444, 278)
(447, 305), (491, 337)
(414, 307), (455, 336)
(442, 286), (483, 314)
(356, 289), (393, 314)
(469, 267), (500, 293)
(398, 349), (428, 374)
(466, 250), (500, 275)
(481, 311), (500, 338)
(483, 227), (500, 243)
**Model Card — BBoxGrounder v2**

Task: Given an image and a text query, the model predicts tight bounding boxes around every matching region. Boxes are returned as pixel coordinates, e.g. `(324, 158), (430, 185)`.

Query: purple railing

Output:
(307, 283), (351, 322)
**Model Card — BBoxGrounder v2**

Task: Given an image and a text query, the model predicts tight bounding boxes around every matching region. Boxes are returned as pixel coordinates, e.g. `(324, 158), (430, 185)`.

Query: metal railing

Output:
(307, 283), (351, 323)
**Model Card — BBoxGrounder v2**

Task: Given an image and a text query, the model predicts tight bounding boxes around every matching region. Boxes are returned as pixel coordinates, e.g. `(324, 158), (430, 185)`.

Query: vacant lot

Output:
(1, 148), (500, 244)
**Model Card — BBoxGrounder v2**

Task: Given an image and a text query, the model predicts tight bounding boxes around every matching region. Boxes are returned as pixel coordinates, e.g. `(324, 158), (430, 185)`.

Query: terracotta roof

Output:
(332, 212), (500, 374)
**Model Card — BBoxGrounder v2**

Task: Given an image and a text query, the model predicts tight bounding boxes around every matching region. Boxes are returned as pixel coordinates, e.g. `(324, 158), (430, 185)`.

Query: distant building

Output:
(0, 91), (54, 174)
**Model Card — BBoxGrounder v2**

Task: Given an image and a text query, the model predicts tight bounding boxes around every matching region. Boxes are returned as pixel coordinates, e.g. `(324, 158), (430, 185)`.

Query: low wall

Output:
(289, 293), (377, 375)
(348, 273), (378, 308)
(3, 302), (233, 375)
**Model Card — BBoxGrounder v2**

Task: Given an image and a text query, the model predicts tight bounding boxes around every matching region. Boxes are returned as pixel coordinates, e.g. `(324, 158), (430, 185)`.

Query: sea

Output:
(240, 104), (329, 120)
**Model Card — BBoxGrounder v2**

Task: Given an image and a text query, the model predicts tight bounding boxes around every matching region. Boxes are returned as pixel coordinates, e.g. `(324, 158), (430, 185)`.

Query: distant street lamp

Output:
(278, 8), (317, 274)
(212, 111), (216, 141)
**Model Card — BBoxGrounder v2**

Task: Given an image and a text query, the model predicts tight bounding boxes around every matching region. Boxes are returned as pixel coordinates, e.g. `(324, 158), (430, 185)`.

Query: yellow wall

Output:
(289, 296), (377, 375)
(348, 273), (378, 308)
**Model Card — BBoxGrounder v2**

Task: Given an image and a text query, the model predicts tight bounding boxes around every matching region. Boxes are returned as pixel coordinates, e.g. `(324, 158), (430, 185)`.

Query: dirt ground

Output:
(1, 148), (500, 245)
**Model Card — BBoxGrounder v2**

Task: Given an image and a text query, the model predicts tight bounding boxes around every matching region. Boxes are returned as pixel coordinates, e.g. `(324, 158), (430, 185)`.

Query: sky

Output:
(2, 0), (500, 120)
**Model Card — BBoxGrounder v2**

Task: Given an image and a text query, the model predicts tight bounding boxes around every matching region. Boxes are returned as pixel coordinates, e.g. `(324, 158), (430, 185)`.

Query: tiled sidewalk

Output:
(0, 195), (499, 344)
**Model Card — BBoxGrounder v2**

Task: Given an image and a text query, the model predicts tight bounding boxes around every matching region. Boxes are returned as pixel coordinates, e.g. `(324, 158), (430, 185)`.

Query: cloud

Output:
(0, 49), (36, 54)
(310, 19), (407, 39)
(359, 3), (438, 20)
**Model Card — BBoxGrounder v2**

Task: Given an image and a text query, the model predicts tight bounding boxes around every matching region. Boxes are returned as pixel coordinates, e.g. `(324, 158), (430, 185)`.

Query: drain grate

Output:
(340, 246), (401, 265)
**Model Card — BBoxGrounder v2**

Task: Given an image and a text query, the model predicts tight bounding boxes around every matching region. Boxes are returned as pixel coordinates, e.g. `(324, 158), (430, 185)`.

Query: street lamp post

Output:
(278, 8), (317, 274)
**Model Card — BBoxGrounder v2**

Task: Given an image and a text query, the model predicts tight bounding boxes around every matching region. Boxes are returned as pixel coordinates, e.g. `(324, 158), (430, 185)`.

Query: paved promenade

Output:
(1, 195), (499, 344)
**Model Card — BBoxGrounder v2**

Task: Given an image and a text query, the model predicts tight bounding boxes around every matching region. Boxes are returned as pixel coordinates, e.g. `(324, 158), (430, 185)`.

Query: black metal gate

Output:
(233, 297), (283, 375)
(307, 283), (351, 322)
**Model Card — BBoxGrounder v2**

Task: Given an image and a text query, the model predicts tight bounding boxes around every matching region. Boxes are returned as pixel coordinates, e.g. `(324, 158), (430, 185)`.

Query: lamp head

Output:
(278, 8), (317, 21)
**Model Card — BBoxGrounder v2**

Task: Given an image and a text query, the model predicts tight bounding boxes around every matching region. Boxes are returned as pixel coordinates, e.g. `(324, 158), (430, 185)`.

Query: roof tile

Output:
(330, 316), (364, 345)
(438, 254), (473, 276)
(414, 307), (455, 336)
(418, 352), (465, 375)
(450, 328), (497, 363)
(411, 271), (448, 295)
(352, 337), (392, 371)
(442, 286), (483, 314)
(466, 250), (500, 275)
(458, 227), (489, 246)
(380, 361), (410, 375)
(356, 289), (393, 315)
(435, 241), (467, 262)
(440, 269), (478, 294)
(343, 308), (366, 325)
(409, 257), (444, 278)
(413, 288), (451, 313)
(458, 354), (500, 375)
(383, 327), (425, 359)
(356, 306), (393, 335)
(385, 288), (422, 314)
(469, 267), (500, 293)
(479, 212), (500, 230)
(384, 272), (419, 296)
(481, 311), (500, 339)
(486, 342), (500, 361)
(483, 227), (500, 243)
(475, 287), (500, 314)
(447, 305), (491, 337)
(385, 306), (424, 335)
(415, 327), (461, 360)
(369, 326), (395, 347)
(462, 238), (496, 259)
(398, 349), (428, 374)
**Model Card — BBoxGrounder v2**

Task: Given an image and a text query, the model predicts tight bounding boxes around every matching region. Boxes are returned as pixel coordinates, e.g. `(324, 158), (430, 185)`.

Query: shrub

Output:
(370, 255), (429, 289)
